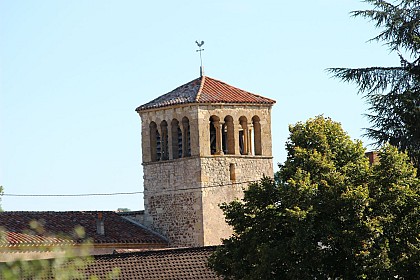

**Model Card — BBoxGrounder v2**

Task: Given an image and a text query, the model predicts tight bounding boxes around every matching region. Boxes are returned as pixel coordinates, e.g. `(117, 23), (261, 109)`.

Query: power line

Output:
(0, 179), (262, 198)
(1, 191), (143, 197)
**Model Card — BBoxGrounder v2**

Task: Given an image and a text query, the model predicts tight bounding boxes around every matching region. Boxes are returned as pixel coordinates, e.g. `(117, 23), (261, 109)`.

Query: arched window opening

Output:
(252, 116), (262, 155)
(209, 116), (221, 155)
(182, 117), (191, 157)
(160, 121), (169, 160)
(210, 117), (217, 155)
(224, 116), (235, 154)
(239, 116), (248, 155)
(149, 122), (160, 162)
(171, 119), (182, 159)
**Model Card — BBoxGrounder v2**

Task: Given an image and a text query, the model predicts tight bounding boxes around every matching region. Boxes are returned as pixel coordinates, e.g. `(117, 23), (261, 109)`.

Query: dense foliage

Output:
(329, 0), (420, 172)
(209, 116), (420, 279)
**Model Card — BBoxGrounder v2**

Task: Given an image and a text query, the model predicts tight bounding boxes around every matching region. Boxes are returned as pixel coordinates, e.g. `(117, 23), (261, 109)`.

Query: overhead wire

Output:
(0, 179), (262, 198)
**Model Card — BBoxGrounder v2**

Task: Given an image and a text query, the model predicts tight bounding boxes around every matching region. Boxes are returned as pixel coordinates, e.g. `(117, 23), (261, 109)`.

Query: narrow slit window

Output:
(229, 163), (236, 181)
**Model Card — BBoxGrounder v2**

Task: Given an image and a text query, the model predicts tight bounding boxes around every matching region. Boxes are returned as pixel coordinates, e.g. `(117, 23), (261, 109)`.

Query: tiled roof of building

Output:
(136, 76), (276, 111)
(0, 246), (221, 279)
(85, 246), (221, 279)
(0, 211), (167, 247)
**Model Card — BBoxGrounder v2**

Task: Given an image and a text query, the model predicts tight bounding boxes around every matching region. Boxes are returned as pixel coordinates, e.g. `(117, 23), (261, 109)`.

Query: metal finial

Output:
(195, 40), (205, 76)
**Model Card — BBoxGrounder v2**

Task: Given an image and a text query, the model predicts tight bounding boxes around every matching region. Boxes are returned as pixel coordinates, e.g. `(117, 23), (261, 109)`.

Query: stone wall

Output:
(143, 157), (204, 247)
(200, 156), (274, 245)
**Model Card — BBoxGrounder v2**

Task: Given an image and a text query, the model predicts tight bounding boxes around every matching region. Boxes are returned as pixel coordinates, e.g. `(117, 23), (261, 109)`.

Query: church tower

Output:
(136, 76), (275, 247)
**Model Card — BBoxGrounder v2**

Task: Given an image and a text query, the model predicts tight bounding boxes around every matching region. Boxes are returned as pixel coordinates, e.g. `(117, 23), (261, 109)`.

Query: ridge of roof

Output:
(195, 75), (206, 102)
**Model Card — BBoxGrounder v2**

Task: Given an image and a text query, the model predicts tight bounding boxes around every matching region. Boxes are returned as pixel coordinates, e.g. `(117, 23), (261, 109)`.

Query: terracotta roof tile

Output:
(0, 211), (167, 247)
(136, 76), (275, 111)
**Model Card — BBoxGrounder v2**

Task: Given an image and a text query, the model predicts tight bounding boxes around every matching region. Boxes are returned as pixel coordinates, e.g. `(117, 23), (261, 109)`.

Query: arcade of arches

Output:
(149, 115), (263, 162)
(149, 117), (191, 162)
(209, 115), (262, 156)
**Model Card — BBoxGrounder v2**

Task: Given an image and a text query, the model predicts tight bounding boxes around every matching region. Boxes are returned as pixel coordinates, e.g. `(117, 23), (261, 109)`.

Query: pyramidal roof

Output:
(136, 76), (276, 111)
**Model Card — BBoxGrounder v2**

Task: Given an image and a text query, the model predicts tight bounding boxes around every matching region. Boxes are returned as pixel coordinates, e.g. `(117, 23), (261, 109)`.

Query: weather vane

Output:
(195, 40), (205, 76)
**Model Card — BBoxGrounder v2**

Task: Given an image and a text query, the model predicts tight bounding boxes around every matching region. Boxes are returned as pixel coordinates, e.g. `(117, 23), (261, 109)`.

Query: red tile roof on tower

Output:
(0, 211), (167, 247)
(136, 76), (276, 111)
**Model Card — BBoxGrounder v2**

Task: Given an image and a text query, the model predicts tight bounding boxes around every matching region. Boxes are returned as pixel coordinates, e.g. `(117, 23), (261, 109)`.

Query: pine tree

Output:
(328, 0), (420, 172)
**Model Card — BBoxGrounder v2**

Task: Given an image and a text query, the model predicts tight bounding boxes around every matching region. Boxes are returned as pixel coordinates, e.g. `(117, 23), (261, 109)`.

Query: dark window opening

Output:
(222, 124), (227, 154)
(210, 122), (217, 155)
(182, 117), (191, 157)
(150, 122), (160, 162)
(160, 121), (169, 160)
(171, 119), (182, 160)
(239, 130), (244, 155)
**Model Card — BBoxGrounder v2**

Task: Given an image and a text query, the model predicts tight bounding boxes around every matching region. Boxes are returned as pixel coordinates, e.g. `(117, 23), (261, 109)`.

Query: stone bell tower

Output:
(136, 76), (275, 247)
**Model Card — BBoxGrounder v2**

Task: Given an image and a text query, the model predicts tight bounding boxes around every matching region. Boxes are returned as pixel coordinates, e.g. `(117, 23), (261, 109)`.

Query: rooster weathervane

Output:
(195, 40), (205, 76)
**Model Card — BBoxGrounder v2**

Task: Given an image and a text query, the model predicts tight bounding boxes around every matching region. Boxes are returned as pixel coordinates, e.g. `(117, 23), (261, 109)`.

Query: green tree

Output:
(209, 116), (420, 279)
(365, 145), (420, 279)
(328, 0), (420, 172)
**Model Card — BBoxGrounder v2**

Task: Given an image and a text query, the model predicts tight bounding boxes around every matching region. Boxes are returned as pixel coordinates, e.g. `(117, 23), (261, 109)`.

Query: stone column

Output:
(234, 123), (241, 155)
(214, 120), (224, 155)
(248, 125), (253, 155)
(240, 119), (249, 155)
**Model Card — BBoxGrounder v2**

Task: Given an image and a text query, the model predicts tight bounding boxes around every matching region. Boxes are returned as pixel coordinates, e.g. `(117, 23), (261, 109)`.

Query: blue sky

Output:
(0, 0), (399, 211)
